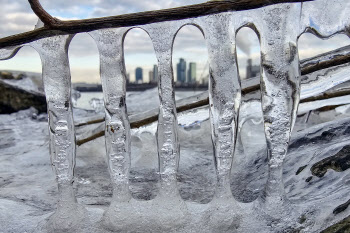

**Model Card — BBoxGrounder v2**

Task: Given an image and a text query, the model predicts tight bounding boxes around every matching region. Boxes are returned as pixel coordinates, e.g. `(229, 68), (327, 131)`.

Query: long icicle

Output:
(144, 21), (189, 231)
(200, 13), (241, 199)
(89, 28), (133, 231)
(31, 34), (89, 232)
(256, 3), (301, 214)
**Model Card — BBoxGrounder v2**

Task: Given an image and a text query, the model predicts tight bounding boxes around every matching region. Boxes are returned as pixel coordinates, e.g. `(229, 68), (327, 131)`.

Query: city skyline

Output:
(0, 1), (349, 84)
(130, 59), (199, 84)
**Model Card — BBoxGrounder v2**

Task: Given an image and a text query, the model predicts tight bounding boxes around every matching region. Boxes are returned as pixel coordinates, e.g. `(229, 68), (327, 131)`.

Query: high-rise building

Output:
(246, 59), (260, 79)
(135, 67), (143, 83)
(176, 58), (186, 83)
(126, 73), (130, 84)
(149, 71), (154, 83)
(152, 65), (158, 83)
(187, 62), (197, 83)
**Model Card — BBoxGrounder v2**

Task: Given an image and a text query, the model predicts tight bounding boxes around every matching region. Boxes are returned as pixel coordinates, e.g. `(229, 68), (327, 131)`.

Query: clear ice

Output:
(0, 0), (350, 232)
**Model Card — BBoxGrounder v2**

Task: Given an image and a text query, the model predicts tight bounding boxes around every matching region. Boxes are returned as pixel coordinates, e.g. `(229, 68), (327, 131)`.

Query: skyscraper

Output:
(149, 71), (153, 83)
(176, 58), (186, 83)
(135, 67), (143, 83)
(187, 62), (197, 83)
(126, 73), (130, 84)
(152, 65), (158, 83)
(246, 59), (260, 79)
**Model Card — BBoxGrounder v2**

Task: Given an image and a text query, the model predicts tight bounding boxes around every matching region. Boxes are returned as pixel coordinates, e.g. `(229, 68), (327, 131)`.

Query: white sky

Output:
(0, 0), (349, 83)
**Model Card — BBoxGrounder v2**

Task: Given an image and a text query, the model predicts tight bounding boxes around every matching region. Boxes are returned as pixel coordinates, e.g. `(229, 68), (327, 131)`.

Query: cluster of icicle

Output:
(0, 0), (349, 232)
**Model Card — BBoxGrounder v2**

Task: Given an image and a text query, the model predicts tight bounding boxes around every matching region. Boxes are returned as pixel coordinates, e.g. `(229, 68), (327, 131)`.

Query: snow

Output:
(1, 0), (350, 232)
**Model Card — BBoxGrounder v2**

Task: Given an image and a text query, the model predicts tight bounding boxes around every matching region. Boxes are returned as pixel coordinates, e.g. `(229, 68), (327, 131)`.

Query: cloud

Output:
(298, 33), (350, 60)
(0, 0), (349, 83)
(236, 27), (260, 56)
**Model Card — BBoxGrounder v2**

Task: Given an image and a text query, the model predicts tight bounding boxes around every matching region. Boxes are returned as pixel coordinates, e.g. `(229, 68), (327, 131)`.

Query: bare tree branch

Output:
(0, 0), (312, 48)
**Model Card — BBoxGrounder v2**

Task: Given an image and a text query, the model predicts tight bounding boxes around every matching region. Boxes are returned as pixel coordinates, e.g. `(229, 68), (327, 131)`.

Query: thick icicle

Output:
(144, 23), (181, 198)
(255, 3), (301, 210)
(143, 21), (189, 230)
(89, 28), (133, 230)
(199, 13), (241, 199)
(31, 35), (88, 232)
(89, 28), (131, 202)
(196, 13), (243, 232)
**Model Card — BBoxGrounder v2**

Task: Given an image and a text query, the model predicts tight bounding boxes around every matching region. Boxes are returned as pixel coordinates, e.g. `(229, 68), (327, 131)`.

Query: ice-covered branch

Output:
(0, 0), (313, 48)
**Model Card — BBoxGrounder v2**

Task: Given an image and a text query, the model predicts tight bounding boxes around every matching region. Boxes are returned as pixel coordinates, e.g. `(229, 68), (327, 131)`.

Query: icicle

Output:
(143, 22), (182, 198)
(198, 13), (241, 199)
(254, 3), (301, 210)
(143, 21), (189, 230)
(89, 28), (131, 202)
(89, 28), (134, 230)
(31, 35), (88, 232)
(195, 13), (243, 232)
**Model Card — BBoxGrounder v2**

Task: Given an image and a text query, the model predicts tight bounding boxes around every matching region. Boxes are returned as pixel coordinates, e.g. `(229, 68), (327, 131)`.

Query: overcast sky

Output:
(0, 0), (349, 83)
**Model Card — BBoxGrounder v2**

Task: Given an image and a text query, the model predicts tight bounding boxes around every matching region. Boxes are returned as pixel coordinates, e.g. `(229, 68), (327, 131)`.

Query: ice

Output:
(197, 13), (241, 202)
(142, 21), (190, 231)
(1, 1), (350, 232)
(71, 89), (81, 107)
(301, 63), (350, 100)
(299, 95), (350, 115)
(30, 35), (90, 232)
(89, 97), (104, 112)
(250, 4), (301, 217)
(88, 28), (136, 230)
(300, 0), (350, 37)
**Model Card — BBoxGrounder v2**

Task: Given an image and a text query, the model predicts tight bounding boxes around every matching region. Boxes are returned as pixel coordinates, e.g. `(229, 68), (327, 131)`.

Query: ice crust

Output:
(0, 0), (350, 232)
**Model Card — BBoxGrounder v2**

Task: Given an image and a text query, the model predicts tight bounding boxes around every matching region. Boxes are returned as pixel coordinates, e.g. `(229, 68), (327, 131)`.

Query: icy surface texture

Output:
(0, 46), (23, 60)
(195, 13), (244, 230)
(1, 0), (350, 232)
(198, 13), (240, 199)
(300, 0), (350, 37)
(141, 21), (190, 231)
(30, 35), (89, 232)
(142, 22), (182, 197)
(89, 28), (135, 230)
(301, 63), (350, 100)
(254, 4), (301, 214)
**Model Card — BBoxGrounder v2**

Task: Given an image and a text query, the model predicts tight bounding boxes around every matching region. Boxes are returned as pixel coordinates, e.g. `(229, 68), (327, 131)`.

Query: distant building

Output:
(201, 75), (209, 85)
(187, 62), (197, 83)
(135, 67), (143, 83)
(176, 58), (186, 83)
(149, 71), (153, 83)
(246, 59), (260, 79)
(126, 73), (130, 84)
(152, 65), (158, 83)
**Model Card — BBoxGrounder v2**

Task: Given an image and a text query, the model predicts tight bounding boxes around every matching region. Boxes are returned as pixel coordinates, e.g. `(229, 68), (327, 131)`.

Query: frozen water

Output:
(30, 35), (90, 232)
(1, 0), (350, 232)
(301, 63), (350, 100)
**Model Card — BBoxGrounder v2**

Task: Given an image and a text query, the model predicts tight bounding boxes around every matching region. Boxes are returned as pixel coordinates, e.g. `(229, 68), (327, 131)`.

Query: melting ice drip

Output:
(0, 0), (350, 232)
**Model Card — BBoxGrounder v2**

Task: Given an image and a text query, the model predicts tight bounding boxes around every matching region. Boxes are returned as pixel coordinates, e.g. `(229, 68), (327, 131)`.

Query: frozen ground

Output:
(1, 98), (350, 232)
